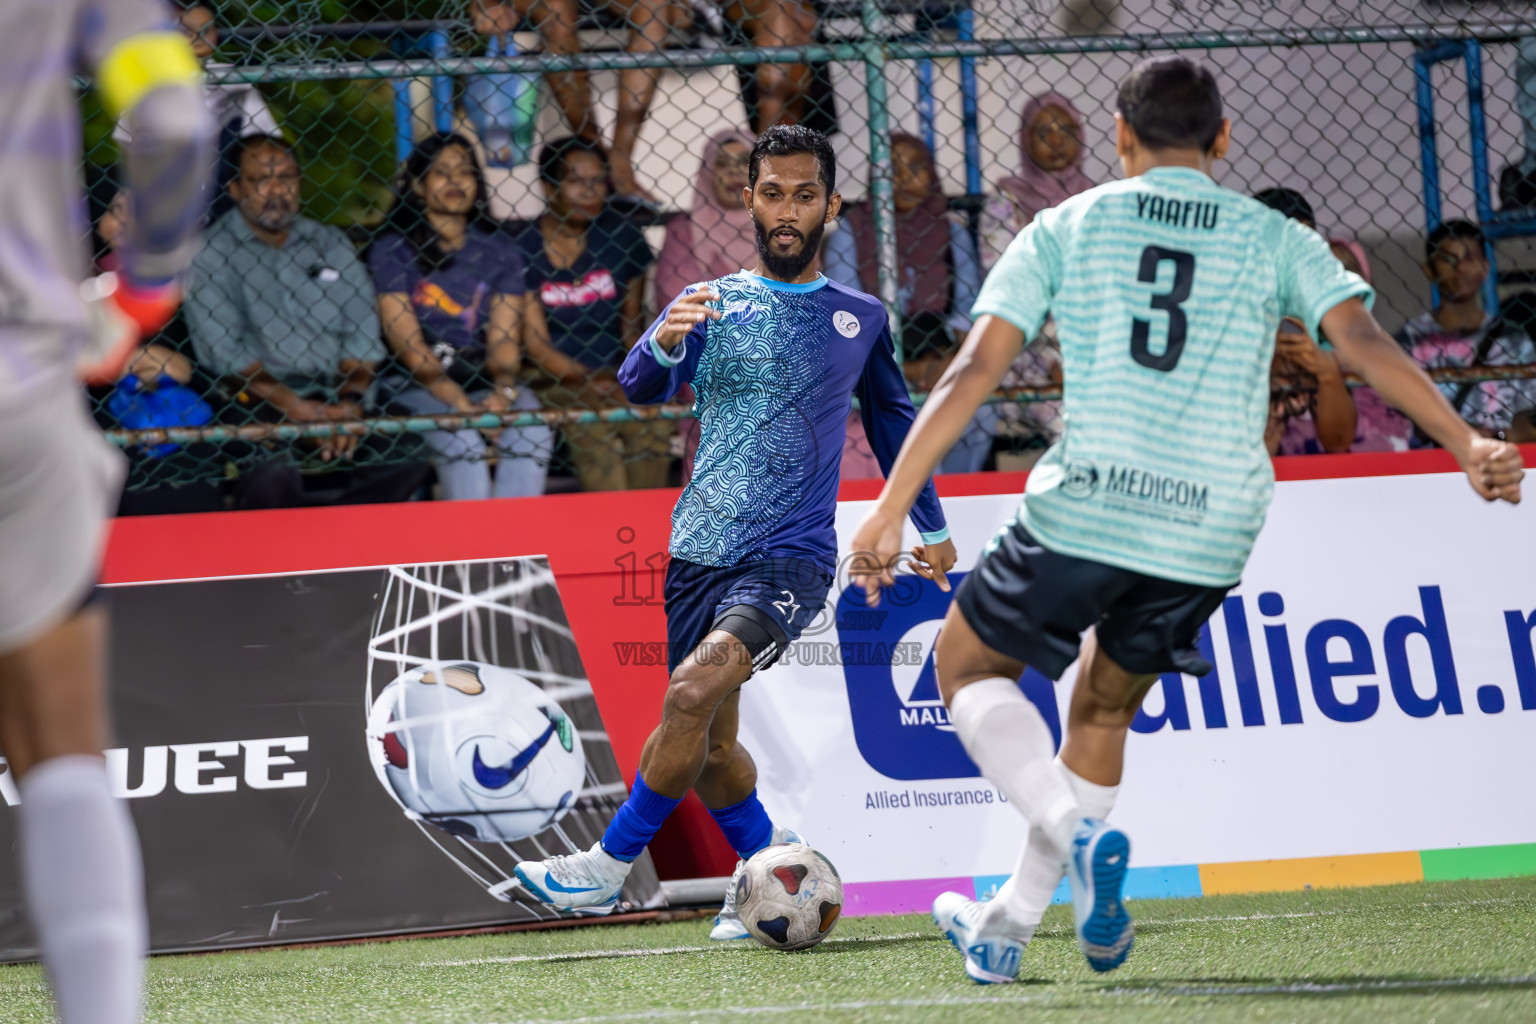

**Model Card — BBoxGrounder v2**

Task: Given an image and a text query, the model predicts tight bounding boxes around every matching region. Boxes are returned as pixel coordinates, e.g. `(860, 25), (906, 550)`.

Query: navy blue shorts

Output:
(663, 557), (833, 674)
(955, 521), (1232, 680)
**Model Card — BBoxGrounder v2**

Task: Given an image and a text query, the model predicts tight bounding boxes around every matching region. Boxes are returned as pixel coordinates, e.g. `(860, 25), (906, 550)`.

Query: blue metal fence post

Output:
(429, 30), (454, 133)
(1462, 39), (1501, 313)
(862, 1), (903, 355)
(957, 7), (982, 197)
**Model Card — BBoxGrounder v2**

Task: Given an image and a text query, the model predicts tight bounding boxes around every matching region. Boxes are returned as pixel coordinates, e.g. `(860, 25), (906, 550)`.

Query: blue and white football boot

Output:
(710, 825), (805, 941)
(1064, 818), (1134, 972)
(514, 841), (630, 912)
(932, 891), (1025, 984)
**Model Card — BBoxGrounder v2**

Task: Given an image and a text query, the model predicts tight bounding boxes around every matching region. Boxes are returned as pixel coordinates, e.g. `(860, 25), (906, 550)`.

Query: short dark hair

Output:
(230, 133), (296, 175)
(749, 124), (836, 194)
(1117, 56), (1224, 151)
(1254, 187), (1316, 226)
(538, 136), (609, 188)
(1426, 218), (1485, 261)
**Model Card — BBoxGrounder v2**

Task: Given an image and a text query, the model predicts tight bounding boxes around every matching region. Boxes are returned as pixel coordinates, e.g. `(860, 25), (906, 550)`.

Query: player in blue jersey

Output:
(852, 57), (1524, 983)
(516, 126), (958, 932)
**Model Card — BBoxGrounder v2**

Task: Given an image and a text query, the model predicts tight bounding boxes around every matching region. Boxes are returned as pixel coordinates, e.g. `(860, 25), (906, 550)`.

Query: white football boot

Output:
(514, 842), (631, 912)
(710, 825), (804, 940)
(932, 891), (1026, 984)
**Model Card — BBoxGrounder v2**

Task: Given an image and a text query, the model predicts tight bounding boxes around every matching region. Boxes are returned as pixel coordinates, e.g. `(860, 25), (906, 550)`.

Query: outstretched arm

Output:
(1321, 297), (1523, 502)
(95, 30), (214, 287)
(851, 315), (1026, 600)
(79, 22), (214, 381)
(855, 323), (956, 589)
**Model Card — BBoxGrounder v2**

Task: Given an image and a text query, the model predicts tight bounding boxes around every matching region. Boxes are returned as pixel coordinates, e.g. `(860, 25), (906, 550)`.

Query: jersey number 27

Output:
(1130, 245), (1195, 372)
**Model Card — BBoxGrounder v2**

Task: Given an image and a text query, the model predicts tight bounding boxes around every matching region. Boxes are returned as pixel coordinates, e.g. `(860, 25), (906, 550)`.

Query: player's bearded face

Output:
(753, 202), (826, 279)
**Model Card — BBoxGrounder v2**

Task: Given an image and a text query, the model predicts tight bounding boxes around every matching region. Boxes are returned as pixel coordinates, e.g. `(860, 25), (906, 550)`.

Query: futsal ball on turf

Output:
(736, 843), (844, 951)
(366, 661), (586, 842)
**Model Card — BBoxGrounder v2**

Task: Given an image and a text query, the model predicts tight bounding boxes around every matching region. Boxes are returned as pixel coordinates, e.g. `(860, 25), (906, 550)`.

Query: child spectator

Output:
(1397, 219), (1536, 442)
(369, 133), (553, 500)
(1254, 187), (1357, 454)
(92, 181), (222, 515)
(1329, 239), (1414, 452)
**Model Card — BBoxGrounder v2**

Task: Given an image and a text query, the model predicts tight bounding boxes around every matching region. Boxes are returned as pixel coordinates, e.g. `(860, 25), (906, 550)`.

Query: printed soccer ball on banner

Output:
(736, 844), (844, 951)
(366, 660), (587, 842)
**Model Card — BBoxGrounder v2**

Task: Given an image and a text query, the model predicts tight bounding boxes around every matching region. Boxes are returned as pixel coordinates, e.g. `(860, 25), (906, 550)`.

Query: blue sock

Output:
(601, 774), (682, 862)
(707, 789), (774, 859)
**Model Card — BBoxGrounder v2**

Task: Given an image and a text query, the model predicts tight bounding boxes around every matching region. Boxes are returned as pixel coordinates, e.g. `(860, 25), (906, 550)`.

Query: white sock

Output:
(980, 761), (1119, 940)
(949, 677), (1080, 854)
(18, 756), (147, 1024)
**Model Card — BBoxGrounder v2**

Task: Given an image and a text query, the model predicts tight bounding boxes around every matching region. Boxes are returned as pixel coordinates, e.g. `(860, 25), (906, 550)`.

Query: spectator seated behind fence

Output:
(115, 2), (280, 223)
(826, 133), (982, 474)
(825, 133), (980, 340)
(656, 128), (755, 484)
(186, 134), (429, 508)
(1396, 219), (1536, 443)
(980, 91), (1097, 269)
(471, 0), (815, 205)
(369, 133), (554, 500)
(514, 137), (671, 491)
(91, 180), (222, 516)
(1252, 187), (1358, 454)
(1323, 238), (1413, 452)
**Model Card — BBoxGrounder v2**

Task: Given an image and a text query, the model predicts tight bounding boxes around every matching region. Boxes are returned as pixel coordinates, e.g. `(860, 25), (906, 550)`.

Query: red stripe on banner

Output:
(93, 445), (1536, 880)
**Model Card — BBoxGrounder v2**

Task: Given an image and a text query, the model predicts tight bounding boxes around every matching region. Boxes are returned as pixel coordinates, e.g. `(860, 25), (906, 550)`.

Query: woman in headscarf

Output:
(656, 129), (756, 484)
(655, 128), (757, 300)
(825, 132), (980, 341)
(824, 132), (982, 475)
(979, 91), (1097, 268)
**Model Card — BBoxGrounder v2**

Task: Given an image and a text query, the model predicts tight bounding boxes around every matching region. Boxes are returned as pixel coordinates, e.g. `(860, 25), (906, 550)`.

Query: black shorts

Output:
(664, 556), (832, 675)
(955, 520), (1232, 680)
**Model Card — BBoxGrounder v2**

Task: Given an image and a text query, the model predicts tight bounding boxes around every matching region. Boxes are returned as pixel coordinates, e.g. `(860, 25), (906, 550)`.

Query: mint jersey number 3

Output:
(970, 165), (1373, 587)
(1131, 246), (1195, 372)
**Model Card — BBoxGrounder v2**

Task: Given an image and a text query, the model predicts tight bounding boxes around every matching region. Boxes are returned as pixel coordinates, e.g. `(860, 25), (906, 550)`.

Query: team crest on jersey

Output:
(832, 311), (860, 338)
(1061, 458), (1099, 499)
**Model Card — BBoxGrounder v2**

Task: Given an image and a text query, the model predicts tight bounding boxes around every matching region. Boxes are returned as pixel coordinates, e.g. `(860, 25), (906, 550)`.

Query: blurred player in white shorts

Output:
(0, 2), (212, 1021)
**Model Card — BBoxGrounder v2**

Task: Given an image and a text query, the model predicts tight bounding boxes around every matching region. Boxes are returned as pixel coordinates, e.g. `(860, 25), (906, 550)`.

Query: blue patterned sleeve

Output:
(856, 321), (948, 539)
(619, 290), (707, 403)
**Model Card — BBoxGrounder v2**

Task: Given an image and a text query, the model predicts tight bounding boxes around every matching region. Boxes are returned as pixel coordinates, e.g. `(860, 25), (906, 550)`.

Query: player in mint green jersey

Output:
(850, 56), (1525, 984)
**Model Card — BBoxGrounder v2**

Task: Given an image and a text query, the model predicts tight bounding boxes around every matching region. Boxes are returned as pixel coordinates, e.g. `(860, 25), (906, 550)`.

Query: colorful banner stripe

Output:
(842, 842), (1536, 916)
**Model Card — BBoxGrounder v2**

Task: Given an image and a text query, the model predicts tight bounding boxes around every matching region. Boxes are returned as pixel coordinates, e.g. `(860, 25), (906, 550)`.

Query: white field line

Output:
(430, 895), (1532, 969)
(431, 931), (932, 968)
(478, 975), (1536, 1024)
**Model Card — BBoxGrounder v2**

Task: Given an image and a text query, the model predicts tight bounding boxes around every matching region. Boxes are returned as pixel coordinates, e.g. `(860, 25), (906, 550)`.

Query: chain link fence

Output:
(81, 1), (1536, 510)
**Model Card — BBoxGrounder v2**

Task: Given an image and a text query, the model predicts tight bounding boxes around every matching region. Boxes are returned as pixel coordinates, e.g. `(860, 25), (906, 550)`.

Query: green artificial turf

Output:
(2, 877), (1533, 1023)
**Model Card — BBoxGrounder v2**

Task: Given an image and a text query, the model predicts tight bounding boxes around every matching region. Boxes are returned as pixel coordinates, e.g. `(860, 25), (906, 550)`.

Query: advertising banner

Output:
(738, 471), (1536, 913)
(0, 558), (659, 960)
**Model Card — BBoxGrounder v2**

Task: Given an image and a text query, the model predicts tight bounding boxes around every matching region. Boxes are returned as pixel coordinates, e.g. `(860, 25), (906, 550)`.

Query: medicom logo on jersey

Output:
(1061, 457), (1209, 524)
(837, 576), (1536, 783)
